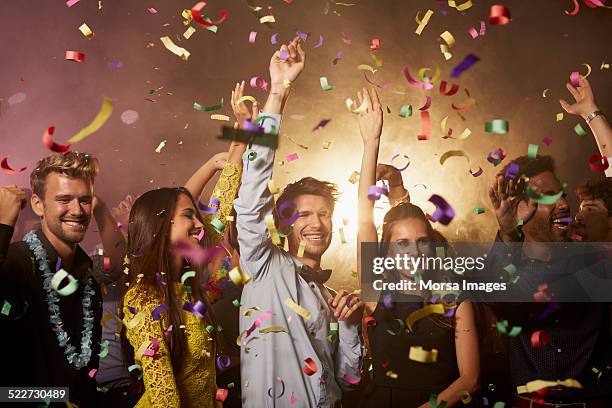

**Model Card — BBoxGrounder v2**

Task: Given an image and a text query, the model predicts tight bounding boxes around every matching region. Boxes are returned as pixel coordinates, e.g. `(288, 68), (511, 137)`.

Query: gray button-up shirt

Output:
(234, 114), (362, 408)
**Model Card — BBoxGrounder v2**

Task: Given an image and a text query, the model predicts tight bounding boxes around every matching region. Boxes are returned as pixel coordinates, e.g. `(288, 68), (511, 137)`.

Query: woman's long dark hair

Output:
(121, 187), (220, 373)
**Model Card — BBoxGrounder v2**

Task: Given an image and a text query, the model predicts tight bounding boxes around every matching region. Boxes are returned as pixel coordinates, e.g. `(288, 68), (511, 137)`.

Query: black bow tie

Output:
(298, 265), (332, 284)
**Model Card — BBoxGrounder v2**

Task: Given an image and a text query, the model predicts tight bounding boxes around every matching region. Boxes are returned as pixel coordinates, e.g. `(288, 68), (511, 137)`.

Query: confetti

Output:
(66, 0), (80, 7)
(470, 167), (483, 177)
(399, 105), (412, 118)
(574, 123), (588, 136)
(67, 97), (113, 143)
(588, 154), (609, 172)
(451, 54), (480, 78)
(78, 23), (94, 39)
(249, 31), (258, 43)
(439, 31), (455, 60)
(459, 391), (472, 404)
(516, 379), (582, 394)
(160, 36), (190, 60)
(286, 153), (299, 162)
(341, 32), (352, 45)
(265, 214), (281, 245)
(386, 318), (405, 335)
(154, 140), (167, 153)
(448, 0), (473, 11)
(428, 194), (455, 225)
(259, 15), (275, 24)
(259, 326), (288, 334)
(0, 158), (27, 175)
(403, 66), (433, 90)
(343, 371), (361, 384)
(183, 26), (196, 39)
(440, 150), (469, 166)
(468, 27), (479, 39)
(487, 148), (507, 166)
(496, 320), (522, 336)
(530, 330), (550, 348)
(368, 185), (388, 201)
(348, 171), (360, 184)
(418, 96), (432, 111)
(120, 110), (139, 125)
(473, 207), (485, 214)
(216, 389), (229, 402)
(391, 154), (411, 171)
(250, 76), (268, 91)
(409, 346), (439, 363)
(65, 51), (85, 62)
(1, 300), (11, 316)
(98, 340), (109, 358)
(528, 144), (539, 159)
(556, 112), (564, 121)
(297, 241), (306, 257)
(182, 300), (207, 319)
(489, 5), (511, 25)
(439, 81), (459, 96)
(319, 77), (335, 91)
(191, 2), (228, 27)
(417, 111), (431, 141)
(564, 0), (580, 15)
(526, 185), (564, 205)
(148, 7), (157, 14)
(484, 119), (509, 134)
(284, 298), (312, 319)
(357, 64), (377, 74)
(415, 10), (434, 35)
(370, 38), (380, 51)
(313, 34), (324, 48)
(303, 357), (318, 376)
(211, 114), (230, 121)
(7, 92), (26, 105)
(570, 71), (581, 87)
(51, 269), (79, 296)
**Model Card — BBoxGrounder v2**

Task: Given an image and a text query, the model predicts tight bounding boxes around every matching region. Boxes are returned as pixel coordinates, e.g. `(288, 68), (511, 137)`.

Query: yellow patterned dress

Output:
(123, 162), (242, 408)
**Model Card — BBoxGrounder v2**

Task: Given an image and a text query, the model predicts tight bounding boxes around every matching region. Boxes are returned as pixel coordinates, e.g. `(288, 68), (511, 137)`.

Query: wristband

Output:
(585, 110), (604, 124)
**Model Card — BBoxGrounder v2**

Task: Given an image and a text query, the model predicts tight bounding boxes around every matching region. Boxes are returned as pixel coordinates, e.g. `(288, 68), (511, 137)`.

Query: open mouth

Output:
(302, 232), (325, 243)
(551, 213), (571, 231)
(61, 219), (86, 230)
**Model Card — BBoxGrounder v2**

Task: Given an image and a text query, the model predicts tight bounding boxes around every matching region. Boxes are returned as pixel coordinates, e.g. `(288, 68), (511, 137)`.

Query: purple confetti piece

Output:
(487, 148), (507, 166)
(429, 294), (441, 304)
(279, 49), (289, 61)
(312, 118), (332, 131)
(444, 307), (456, 318)
(295, 30), (310, 41)
(504, 162), (520, 179)
(382, 293), (393, 309)
(107, 61), (124, 69)
(450, 54), (480, 78)
(182, 300), (207, 319)
(530, 302), (560, 320)
(216, 354), (232, 370)
(242, 119), (265, 133)
(428, 194), (455, 225)
(151, 304), (169, 321)
(278, 200), (299, 226)
(313, 34), (324, 48)
(332, 51), (343, 65)
(271, 33), (278, 45)
(367, 185), (388, 201)
(55, 258), (62, 271)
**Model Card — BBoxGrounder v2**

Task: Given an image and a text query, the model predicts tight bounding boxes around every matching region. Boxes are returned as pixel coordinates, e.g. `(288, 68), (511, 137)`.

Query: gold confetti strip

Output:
(408, 346), (439, 363)
(236, 95), (258, 105)
(268, 180), (280, 194)
(160, 36), (190, 60)
(581, 63), (592, 78)
(448, 0), (473, 11)
(183, 26), (196, 39)
(348, 171), (360, 184)
(211, 114), (230, 121)
(78, 23), (94, 39)
(346, 98), (368, 114)
(265, 214), (281, 245)
(556, 113), (564, 122)
(415, 10), (434, 35)
(322, 141), (332, 149)
(516, 379), (582, 394)
(284, 298), (312, 320)
(405, 304), (445, 331)
(155, 140), (167, 153)
(385, 370), (398, 379)
(297, 241), (306, 257)
(135, 339), (152, 362)
(259, 326), (288, 334)
(357, 64), (377, 74)
(68, 97), (114, 143)
(260, 15), (275, 23)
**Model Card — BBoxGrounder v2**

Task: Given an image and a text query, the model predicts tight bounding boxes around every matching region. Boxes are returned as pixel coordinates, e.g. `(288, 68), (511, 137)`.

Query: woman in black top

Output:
(354, 87), (480, 407)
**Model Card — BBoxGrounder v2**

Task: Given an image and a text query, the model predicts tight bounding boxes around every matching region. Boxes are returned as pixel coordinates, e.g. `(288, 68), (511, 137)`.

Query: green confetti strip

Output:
(484, 119), (509, 134)
(1, 300), (11, 316)
(399, 104), (413, 118)
(473, 207), (485, 214)
(527, 144), (539, 159)
(574, 123), (588, 136)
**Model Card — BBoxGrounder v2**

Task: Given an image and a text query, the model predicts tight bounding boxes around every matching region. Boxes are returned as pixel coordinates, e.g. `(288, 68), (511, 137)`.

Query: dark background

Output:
(1, 0), (610, 290)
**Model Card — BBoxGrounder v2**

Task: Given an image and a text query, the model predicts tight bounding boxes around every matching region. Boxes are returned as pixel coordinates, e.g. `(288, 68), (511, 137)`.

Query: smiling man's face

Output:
(286, 194), (334, 260)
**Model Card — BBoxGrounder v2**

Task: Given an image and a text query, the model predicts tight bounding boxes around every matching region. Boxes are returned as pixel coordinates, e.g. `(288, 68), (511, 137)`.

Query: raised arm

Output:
(0, 185), (26, 265)
(356, 87), (383, 286)
(560, 76), (611, 165)
(184, 152), (229, 202)
(234, 37), (305, 281)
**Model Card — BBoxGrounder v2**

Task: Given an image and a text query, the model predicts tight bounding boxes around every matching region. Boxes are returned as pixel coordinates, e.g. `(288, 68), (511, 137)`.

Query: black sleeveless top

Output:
(362, 293), (460, 407)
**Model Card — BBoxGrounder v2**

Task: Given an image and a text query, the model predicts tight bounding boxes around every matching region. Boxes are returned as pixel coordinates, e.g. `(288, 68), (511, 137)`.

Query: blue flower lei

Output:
(24, 231), (95, 369)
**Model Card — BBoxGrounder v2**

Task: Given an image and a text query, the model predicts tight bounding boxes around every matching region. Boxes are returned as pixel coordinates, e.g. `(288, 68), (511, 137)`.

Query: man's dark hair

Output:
(576, 179), (612, 216)
(498, 154), (556, 198)
(276, 177), (340, 213)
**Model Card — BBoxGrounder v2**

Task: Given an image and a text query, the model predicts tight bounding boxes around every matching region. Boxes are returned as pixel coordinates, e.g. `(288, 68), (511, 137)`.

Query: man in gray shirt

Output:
(234, 37), (363, 407)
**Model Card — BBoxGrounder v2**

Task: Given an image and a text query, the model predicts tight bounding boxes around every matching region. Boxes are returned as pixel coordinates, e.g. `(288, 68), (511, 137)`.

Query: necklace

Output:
(24, 231), (95, 369)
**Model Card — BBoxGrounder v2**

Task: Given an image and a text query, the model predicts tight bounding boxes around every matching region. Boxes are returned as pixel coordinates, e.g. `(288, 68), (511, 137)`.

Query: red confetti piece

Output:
(489, 5), (511, 25)
(0, 158), (27, 175)
(191, 2), (228, 27)
(530, 330), (550, 348)
(370, 38), (380, 51)
(588, 154), (609, 172)
(65, 51), (85, 62)
(417, 111), (431, 141)
(418, 96), (432, 111)
(364, 316), (377, 327)
(341, 32), (352, 45)
(564, 0), (580, 15)
(303, 357), (318, 376)
(440, 81), (460, 96)
(215, 388), (228, 402)
(542, 136), (553, 146)
(103, 256), (111, 272)
(42, 127), (71, 153)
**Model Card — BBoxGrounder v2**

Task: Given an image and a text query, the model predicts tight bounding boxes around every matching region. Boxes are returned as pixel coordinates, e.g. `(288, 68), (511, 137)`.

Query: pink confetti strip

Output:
(286, 153), (299, 162)
(249, 76), (268, 91)
(479, 20), (486, 35)
(417, 111), (431, 140)
(341, 32), (352, 45)
(468, 27), (479, 39)
(88, 369), (97, 378)
(249, 31), (257, 43)
(370, 38), (380, 51)
(403, 66), (433, 90)
(570, 71), (580, 87)
(66, 0), (81, 7)
(246, 310), (272, 337)
(148, 7), (158, 14)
